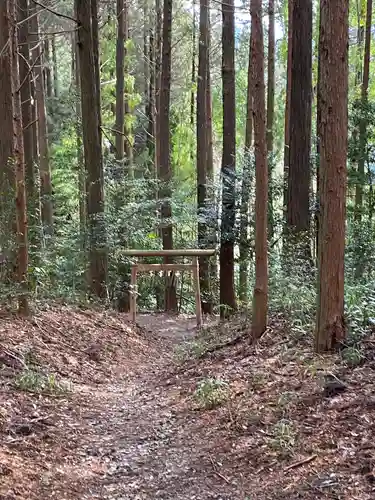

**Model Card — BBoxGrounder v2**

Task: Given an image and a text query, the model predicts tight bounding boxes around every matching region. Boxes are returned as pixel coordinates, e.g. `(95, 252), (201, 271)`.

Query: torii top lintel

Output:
(121, 249), (216, 257)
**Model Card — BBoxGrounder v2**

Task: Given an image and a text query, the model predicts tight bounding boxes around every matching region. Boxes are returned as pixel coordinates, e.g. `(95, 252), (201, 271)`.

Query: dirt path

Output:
(2, 310), (375, 500)
(3, 313), (239, 500)
(43, 314), (241, 500)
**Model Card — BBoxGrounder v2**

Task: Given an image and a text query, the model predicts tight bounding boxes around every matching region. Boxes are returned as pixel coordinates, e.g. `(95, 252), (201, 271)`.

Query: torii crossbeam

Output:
(122, 249), (216, 328)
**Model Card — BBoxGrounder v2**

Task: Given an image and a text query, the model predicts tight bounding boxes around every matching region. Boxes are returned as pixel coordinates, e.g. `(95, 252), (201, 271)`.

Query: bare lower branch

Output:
(17, 50), (42, 92)
(31, 0), (77, 23)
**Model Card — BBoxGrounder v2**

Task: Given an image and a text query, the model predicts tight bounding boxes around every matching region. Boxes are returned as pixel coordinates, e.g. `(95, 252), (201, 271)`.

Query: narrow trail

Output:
(36, 314), (239, 500)
(3, 310), (375, 500)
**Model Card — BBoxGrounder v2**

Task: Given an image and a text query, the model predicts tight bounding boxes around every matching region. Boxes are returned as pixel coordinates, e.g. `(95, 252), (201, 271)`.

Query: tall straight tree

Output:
(266, 0), (275, 153)
(114, 0), (132, 311)
(115, 0), (126, 162)
(220, 0), (236, 317)
(355, 0), (372, 222)
(196, 0), (212, 313)
(251, 0), (268, 337)
(190, 0), (197, 133)
(11, 0), (29, 313)
(43, 39), (53, 99)
(283, 0), (293, 218)
(147, 24), (156, 167)
(18, 0), (41, 253)
(267, 0), (275, 238)
(115, 0), (132, 166)
(0, 0), (29, 313)
(0, 0), (17, 272)
(143, 0), (149, 118)
(115, 0), (132, 168)
(205, 14), (216, 286)
(159, 0), (177, 310)
(73, 20), (86, 246)
(286, 0), (312, 251)
(355, 2), (365, 87)
(316, 0), (349, 351)
(30, 6), (53, 237)
(154, 0), (162, 176)
(239, 28), (253, 303)
(123, 1), (132, 167)
(315, 20), (322, 259)
(91, 0), (103, 156)
(52, 36), (59, 97)
(76, 0), (108, 298)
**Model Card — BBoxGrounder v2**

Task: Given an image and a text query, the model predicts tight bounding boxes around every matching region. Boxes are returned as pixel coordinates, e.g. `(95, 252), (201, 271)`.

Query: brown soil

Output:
(1, 308), (375, 499)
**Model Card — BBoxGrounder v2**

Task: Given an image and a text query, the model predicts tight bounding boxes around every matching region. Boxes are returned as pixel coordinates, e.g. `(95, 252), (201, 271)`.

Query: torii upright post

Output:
(123, 249), (215, 328)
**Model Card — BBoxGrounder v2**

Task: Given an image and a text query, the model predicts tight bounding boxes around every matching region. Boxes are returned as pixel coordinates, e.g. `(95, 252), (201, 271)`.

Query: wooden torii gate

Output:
(122, 249), (215, 327)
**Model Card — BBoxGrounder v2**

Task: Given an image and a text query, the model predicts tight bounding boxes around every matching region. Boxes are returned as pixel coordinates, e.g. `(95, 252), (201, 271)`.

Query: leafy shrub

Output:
(341, 346), (364, 367)
(14, 370), (70, 395)
(269, 419), (297, 454)
(194, 377), (229, 409)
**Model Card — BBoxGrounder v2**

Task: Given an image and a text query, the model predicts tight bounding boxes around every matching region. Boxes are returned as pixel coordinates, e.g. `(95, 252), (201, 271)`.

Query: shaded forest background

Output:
(0, 0), (372, 354)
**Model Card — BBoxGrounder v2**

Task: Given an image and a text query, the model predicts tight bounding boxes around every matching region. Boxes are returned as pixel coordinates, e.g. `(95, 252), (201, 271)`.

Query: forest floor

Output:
(1, 307), (375, 499)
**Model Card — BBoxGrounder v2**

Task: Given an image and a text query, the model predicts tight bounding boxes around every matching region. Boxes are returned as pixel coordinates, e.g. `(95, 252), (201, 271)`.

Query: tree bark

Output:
(1, 0), (29, 313)
(286, 0), (312, 256)
(154, 0), (162, 178)
(190, 0), (197, 134)
(315, 0), (349, 352)
(115, 0), (132, 311)
(205, 18), (217, 290)
(11, 1), (29, 313)
(147, 25), (156, 172)
(30, 6), (53, 238)
(30, 66), (39, 163)
(18, 0), (41, 253)
(355, 0), (372, 223)
(196, 0), (212, 314)
(74, 4), (86, 248)
(144, 0), (149, 117)
(355, 1), (365, 87)
(266, 0), (275, 239)
(44, 39), (53, 99)
(115, 0), (126, 162)
(52, 35), (59, 97)
(251, 0), (268, 338)
(91, 0), (103, 160)
(0, 0), (16, 266)
(315, 20), (322, 263)
(239, 28), (253, 304)
(220, 0), (236, 317)
(283, 0), (293, 221)
(76, 0), (108, 298)
(153, 0), (162, 310)
(159, 0), (177, 311)
(123, 1), (133, 170)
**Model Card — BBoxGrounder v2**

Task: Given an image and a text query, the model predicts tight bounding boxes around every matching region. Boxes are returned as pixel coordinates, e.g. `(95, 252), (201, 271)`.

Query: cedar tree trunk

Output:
(316, 0), (349, 352)
(30, 7), (53, 237)
(159, 0), (177, 310)
(266, 0), (275, 239)
(286, 0), (312, 253)
(196, 0), (212, 313)
(251, 0), (268, 338)
(355, 0), (372, 223)
(239, 28), (253, 303)
(76, 0), (108, 298)
(220, 0), (236, 317)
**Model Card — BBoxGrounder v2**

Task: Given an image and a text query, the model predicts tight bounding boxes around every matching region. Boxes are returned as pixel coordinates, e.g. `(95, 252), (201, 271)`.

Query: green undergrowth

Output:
(194, 377), (229, 409)
(174, 318), (250, 362)
(14, 369), (71, 395)
(268, 418), (297, 458)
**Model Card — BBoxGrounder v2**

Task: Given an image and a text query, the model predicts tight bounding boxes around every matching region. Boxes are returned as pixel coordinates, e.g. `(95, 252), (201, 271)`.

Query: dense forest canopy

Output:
(1, 0), (374, 352)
